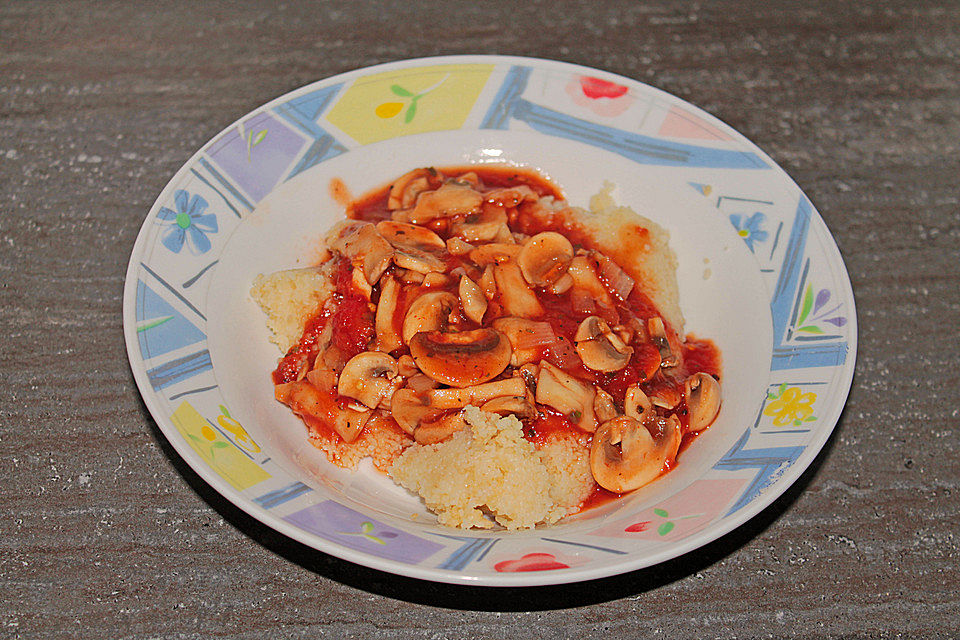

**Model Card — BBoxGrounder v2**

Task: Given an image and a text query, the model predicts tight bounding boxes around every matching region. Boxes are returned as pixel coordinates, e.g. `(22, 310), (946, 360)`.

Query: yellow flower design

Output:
(764, 384), (818, 426)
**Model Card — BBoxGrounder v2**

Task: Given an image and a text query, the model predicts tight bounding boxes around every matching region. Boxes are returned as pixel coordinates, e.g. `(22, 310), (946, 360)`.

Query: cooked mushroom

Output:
(449, 208), (509, 242)
(593, 388), (619, 423)
(623, 384), (654, 421)
(566, 255), (614, 308)
(535, 361), (598, 432)
(574, 316), (633, 372)
(407, 182), (483, 224)
(337, 351), (400, 409)
(326, 221), (395, 285)
(517, 231), (574, 287)
(415, 410), (469, 444)
(397, 354), (419, 377)
(390, 388), (432, 435)
(647, 317), (679, 368)
(684, 372), (721, 431)
(459, 275), (488, 324)
(468, 243), (522, 266)
(401, 291), (458, 343)
(376, 220), (446, 253)
(494, 262), (544, 318)
(479, 264), (497, 299)
(480, 395), (538, 419)
(589, 415), (681, 493)
(446, 237), (475, 256)
(422, 272), (452, 288)
(546, 272), (574, 295)
(427, 376), (527, 409)
(408, 328), (512, 387)
(374, 275), (402, 353)
(492, 316), (554, 367)
(388, 168), (433, 210)
(393, 248), (447, 275)
(484, 185), (540, 208)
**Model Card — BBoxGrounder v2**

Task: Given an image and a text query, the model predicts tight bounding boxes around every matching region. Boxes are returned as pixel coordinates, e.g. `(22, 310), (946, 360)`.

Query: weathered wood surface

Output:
(1, 1), (958, 638)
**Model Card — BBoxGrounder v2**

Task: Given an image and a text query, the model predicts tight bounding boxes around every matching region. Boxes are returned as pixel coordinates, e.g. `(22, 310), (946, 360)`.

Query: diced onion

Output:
(513, 321), (556, 350)
(597, 254), (635, 301)
(544, 336), (581, 369)
(570, 288), (598, 315)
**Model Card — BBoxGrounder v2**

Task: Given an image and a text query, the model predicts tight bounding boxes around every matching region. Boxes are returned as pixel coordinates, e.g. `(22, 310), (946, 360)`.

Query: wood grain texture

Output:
(1, 1), (958, 638)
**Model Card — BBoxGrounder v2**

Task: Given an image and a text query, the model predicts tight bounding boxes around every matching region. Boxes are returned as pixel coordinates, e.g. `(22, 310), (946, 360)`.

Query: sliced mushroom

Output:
(574, 316), (633, 372)
(407, 182), (483, 224)
(393, 248), (447, 275)
(427, 376), (527, 410)
(388, 168), (434, 210)
(647, 317), (679, 368)
(337, 351), (400, 409)
(446, 237), (475, 256)
(406, 373), (440, 393)
(492, 316), (552, 367)
(593, 388), (620, 423)
(397, 354), (419, 377)
(485, 185), (540, 208)
(517, 232), (574, 287)
(624, 384), (654, 422)
(415, 410), (469, 445)
(422, 272), (452, 288)
(468, 243), (522, 266)
(684, 372), (721, 431)
(390, 388), (432, 435)
(352, 267), (373, 300)
(326, 221), (394, 285)
(650, 388), (681, 410)
(449, 208), (509, 243)
(408, 328), (512, 387)
(494, 262), (544, 318)
(545, 272), (574, 295)
(479, 264), (497, 299)
(589, 415), (681, 493)
(459, 275), (488, 324)
(401, 291), (458, 343)
(566, 255), (614, 309)
(480, 395), (538, 419)
(376, 220), (446, 253)
(374, 275), (402, 353)
(535, 361), (598, 432)
(332, 406), (373, 443)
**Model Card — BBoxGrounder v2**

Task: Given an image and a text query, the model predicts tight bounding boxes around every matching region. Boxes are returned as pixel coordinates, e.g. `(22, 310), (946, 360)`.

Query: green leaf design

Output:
(360, 521), (374, 534)
(211, 441), (229, 449)
(804, 416), (817, 422)
(653, 508), (668, 518)
(798, 325), (825, 334)
(404, 100), (418, 123)
(390, 84), (414, 97)
(219, 404), (231, 418)
(365, 534), (386, 545)
(658, 521), (675, 536)
(137, 316), (172, 333)
(251, 129), (268, 148)
(186, 433), (204, 444)
(799, 284), (814, 325)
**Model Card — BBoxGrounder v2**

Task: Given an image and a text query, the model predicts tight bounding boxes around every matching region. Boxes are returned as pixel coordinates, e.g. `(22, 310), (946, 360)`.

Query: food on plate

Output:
(251, 166), (722, 529)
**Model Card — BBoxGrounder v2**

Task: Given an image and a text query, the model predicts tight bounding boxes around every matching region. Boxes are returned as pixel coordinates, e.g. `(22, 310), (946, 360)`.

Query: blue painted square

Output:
(135, 280), (206, 360)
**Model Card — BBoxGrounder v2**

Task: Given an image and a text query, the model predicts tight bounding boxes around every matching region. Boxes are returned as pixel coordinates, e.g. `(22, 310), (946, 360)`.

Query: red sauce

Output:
(272, 165), (723, 513)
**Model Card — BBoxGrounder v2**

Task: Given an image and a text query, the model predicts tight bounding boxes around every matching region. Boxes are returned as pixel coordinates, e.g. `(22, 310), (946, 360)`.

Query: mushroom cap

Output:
(574, 316), (633, 372)
(376, 220), (446, 253)
(589, 415), (681, 493)
(389, 388), (432, 435)
(684, 372), (722, 431)
(402, 291), (458, 343)
(480, 395), (538, 419)
(408, 328), (512, 388)
(623, 384), (654, 421)
(518, 231), (574, 286)
(337, 351), (399, 409)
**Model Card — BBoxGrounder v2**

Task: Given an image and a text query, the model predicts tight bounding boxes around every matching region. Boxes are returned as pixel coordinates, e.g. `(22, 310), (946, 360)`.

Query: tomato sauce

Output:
(272, 165), (722, 511)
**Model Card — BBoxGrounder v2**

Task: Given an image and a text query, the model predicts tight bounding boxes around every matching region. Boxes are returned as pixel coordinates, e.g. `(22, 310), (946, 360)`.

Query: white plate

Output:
(123, 55), (856, 586)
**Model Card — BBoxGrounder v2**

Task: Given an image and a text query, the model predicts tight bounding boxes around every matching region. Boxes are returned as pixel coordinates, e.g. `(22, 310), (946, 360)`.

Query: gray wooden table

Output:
(2, 1), (958, 638)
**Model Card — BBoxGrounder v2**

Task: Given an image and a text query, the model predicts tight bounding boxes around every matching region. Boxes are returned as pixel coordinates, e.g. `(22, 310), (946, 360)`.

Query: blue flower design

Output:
(729, 212), (769, 252)
(157, 190), (218, 255)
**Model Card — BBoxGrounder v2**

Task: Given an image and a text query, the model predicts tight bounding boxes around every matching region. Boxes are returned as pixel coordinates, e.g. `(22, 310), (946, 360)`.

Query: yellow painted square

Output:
(326, 64), (494, 145)
(170, 401), (271, 491)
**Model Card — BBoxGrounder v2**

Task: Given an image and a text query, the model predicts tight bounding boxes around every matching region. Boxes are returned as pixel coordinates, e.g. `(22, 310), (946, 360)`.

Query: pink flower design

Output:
(625, 521), (652, 533)
(494, 553), (570, 572)
(565, 76), (634, 117)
